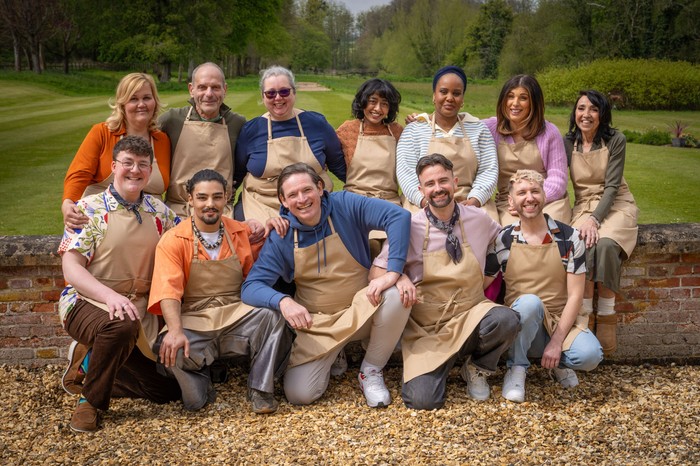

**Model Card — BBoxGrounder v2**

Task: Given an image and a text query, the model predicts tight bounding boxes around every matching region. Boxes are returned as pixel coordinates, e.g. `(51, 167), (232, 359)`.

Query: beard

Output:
(199, 208), (221, 225)
(428, 190), (453, 208)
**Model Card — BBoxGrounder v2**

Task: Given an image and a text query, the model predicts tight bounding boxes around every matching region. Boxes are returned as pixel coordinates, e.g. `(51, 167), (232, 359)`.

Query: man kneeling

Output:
(148, 169), (294, 413)
(372, 154), (520, 409)
(485, 169), (603, 403)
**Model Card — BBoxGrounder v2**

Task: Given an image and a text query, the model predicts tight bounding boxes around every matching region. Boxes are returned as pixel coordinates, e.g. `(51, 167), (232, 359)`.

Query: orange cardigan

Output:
(63, 122), (171, 202)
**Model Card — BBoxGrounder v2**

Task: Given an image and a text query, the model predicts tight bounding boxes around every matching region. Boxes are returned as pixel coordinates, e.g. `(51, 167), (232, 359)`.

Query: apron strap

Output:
(265, 110), (306, 140)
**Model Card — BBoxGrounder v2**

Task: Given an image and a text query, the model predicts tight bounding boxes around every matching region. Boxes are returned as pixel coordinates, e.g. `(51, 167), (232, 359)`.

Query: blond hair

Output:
(105, 73), (161, 132)
(508, 169), (544, 192)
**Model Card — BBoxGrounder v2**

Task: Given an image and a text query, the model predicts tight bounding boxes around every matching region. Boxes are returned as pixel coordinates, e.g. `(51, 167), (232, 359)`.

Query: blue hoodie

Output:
(241, 190), (410, 311)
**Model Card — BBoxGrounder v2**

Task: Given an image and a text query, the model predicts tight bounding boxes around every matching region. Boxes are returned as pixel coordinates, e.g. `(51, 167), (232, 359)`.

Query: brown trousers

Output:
(65, 300), (181, 410)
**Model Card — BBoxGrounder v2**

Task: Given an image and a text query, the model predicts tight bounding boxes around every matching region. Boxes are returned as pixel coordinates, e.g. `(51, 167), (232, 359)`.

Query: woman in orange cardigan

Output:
(62, 73), (171, 231)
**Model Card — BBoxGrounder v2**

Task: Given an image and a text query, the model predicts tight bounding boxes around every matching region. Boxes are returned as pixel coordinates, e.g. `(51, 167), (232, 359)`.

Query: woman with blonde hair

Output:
(62, 72), (171, 231)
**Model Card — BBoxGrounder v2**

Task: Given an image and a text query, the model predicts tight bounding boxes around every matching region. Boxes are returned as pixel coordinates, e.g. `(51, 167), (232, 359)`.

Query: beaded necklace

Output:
(191, 217), (224, 249)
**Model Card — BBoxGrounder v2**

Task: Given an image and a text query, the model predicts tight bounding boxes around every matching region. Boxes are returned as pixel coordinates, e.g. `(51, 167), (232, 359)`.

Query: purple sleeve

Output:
(537, 121), (568, 201)
(482, 117), (500, 144)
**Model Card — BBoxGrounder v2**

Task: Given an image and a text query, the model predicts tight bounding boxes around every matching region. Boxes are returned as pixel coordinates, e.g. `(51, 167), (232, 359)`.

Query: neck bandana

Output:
(425, 203), (462, 264)
(109, 184), (143, 224)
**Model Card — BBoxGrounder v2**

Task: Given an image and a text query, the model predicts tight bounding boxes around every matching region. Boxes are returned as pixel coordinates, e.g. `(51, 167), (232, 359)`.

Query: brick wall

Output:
(1, 224), (698, 367)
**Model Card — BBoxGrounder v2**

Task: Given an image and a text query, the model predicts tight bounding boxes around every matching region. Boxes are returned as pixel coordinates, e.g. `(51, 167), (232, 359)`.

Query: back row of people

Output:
(58, 63), (637, 432)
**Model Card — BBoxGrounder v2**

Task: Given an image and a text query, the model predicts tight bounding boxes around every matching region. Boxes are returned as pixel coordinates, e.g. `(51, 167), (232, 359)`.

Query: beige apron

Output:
(570, 143), (638, 257)
(496, 140), (572, 225)
(402, 219), (499, 382)
(81, 205), (161, 361)
(240, 111), (333, 222)
(82, 136), (164, 198)
(403, 114), (498, 221)
(167, 107), (233, 217)
(504, 241), (588, 351)
(289, 217), (378, 367)
(161, 225), (253, 333)
(345, 121), (402, 240)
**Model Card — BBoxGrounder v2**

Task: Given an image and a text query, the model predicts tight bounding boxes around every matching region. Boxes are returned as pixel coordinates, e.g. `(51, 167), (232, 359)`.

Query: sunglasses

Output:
(263, 88), (293, 99)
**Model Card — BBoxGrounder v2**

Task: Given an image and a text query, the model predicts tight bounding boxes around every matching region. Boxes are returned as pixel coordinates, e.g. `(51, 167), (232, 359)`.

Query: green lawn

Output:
(0, 72), (698, 235)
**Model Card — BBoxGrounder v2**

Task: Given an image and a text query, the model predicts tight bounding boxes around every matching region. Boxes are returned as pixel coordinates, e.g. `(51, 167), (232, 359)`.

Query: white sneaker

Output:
(502, 366), (527, 403)
(330, 349), (348, 377)
(358, 369), (391, 408)
(460, 362), (491, 401)
(552, 367), (579, 388)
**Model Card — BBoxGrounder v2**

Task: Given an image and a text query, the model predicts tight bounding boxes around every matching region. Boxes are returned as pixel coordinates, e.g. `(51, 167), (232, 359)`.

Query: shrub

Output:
(637, 128), (672, 146)
(537, 59), (700, 110)
(622, 130), (642, 144)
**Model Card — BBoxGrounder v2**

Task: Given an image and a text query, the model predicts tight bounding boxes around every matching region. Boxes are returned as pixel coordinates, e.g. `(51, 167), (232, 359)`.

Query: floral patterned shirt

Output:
(58, 189), (179, 326)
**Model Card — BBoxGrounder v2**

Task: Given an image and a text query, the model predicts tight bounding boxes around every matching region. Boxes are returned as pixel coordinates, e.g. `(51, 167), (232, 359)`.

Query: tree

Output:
(0, 0), (57, 73)
(468, 0), (514, 78)
(324, 2), (354, 71)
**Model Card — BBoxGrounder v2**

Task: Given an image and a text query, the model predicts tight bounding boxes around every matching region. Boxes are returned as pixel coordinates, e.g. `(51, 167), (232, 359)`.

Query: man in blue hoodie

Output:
(242, 162), (412, 408)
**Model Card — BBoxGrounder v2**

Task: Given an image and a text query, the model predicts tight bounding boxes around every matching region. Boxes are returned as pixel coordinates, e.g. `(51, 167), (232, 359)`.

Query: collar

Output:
(174, 216), (245, 239)
(510, 214), (561, 243)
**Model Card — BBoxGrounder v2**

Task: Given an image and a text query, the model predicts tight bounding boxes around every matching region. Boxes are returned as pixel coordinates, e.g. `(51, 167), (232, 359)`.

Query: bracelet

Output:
(590, 216), (601, 228)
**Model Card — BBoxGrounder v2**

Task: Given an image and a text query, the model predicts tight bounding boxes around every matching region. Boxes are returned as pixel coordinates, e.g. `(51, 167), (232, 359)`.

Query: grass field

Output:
(0, 71), (698, 235)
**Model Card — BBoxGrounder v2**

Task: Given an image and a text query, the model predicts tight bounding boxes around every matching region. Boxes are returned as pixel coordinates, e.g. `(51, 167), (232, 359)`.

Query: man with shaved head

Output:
(159, 62), (246, 219)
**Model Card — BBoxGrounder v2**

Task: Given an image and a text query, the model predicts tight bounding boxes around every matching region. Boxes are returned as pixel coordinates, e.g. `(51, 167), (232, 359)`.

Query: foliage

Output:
(668, 120), (689, 138)
(537, 59), (700, 110)
(467, 0), (514, 79)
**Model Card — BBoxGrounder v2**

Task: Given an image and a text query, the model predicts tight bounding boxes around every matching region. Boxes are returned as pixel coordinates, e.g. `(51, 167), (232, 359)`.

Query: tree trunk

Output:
(159, 62), (171, 82)
(12, 30), (21, 71)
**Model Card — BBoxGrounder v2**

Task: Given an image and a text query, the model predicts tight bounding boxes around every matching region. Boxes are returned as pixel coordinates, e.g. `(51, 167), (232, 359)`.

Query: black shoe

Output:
(248, 389), (278, 414)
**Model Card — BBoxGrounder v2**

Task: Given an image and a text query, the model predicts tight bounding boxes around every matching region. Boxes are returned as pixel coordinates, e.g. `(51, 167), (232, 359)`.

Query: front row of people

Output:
(58, 138), (602, 432)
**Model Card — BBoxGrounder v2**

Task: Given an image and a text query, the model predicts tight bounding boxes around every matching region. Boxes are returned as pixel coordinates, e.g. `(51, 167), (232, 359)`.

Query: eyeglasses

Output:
(115, 159), (151, 170)
(263, 88), (293, 99)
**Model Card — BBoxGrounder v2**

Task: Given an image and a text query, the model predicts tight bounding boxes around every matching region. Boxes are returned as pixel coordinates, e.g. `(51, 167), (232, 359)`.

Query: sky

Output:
(336, 0), (392, 16)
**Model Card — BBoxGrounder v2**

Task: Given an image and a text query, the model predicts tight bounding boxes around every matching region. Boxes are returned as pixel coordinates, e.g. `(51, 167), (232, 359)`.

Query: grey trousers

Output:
(401, 306), (520, 410)
(284, 287), (409, 405)
(585, 237), (625, 292)
(155, 307), (294, 411)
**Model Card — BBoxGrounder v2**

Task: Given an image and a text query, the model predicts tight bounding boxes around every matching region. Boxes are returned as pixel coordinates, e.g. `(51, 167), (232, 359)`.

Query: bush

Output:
(637, 128), (671, 146)
(537, 59), (700, 110)
(622, 130), (642, 144)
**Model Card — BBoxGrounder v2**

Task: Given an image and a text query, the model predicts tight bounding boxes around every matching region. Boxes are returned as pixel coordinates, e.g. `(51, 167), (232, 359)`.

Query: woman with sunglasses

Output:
(234, 66), (346, 222)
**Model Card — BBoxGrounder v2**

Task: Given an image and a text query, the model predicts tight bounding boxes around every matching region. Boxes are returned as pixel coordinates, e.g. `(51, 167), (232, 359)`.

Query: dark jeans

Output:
(65, 300), (181, 410)
(402, 306), (519, 410)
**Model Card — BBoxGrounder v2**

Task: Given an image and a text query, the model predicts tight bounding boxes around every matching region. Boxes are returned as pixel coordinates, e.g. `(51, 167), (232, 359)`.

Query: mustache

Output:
(430, 190), (448, 198)
(202, 208), (219, 213)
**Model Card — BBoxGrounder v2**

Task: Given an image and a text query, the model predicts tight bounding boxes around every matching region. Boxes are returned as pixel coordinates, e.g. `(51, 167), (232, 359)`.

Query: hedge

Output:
(537, 59), (700, 110)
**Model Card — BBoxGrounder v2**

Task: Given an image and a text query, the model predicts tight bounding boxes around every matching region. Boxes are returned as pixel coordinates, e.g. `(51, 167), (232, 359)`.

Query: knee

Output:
(284, 383), (324, 406)
(401, 385), (445, 411)
(487, 306), (521, 335)
(109, 318), (140, 342)
(375, 287), (410, 322)
(567, 333), (603, 371)
(512, 295), (544, 324)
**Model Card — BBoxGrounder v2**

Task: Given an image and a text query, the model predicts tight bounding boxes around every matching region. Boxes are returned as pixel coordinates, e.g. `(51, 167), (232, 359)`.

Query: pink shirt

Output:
(373, 204), (501, 283)
(483, 117), (568, 201)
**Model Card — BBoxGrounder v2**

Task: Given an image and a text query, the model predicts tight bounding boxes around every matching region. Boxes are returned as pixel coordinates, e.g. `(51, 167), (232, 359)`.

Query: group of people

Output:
(57, 62), (638, 433)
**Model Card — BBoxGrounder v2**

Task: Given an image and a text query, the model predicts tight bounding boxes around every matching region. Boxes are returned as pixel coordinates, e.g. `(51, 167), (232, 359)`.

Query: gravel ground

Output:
(1, 363), (698, 465)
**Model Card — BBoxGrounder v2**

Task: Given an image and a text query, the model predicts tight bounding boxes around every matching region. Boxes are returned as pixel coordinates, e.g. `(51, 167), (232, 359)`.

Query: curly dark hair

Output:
(185, 169), (227, 195)
(351, 78), (401, 124)
(112, 135), (153, 162)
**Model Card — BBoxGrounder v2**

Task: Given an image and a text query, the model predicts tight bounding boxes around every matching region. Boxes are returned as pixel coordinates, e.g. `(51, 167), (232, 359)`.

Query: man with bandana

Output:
(58, 136), (182, 432)
(371, 153), (519, 410)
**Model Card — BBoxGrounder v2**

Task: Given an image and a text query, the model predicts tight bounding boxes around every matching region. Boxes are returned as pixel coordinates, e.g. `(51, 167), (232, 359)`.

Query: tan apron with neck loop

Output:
(166, 106), (233, 218)
(504, 240), (588, 351)
(402, 216), (499, 382)
(403, 114), (498, 221)
(160, 223), (253, 334)
(81, 201), (161, 361)
(569, 141), (638, 257)
(496, 139), (572, 226)
(82, 135), (164, 198)
(240, 110), (333, 223)
(289, 217), (378, 367)
(345, 120), (402, 240)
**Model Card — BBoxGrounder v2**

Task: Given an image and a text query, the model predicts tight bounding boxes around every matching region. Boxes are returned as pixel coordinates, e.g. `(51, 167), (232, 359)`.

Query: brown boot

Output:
(588, 313), (596, 332)
(70, 400), (98, 433)
(596, 314), (618, 356)
(62, 341), (89, 395)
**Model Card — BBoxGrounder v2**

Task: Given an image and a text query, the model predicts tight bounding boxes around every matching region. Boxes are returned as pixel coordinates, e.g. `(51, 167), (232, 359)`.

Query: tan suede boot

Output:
(588, 313), (596, 332)
(596, 314), (617, 356)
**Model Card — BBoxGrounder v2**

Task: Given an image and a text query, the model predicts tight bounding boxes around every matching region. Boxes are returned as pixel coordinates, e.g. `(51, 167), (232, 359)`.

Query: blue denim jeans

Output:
(509, 294), (603, 371)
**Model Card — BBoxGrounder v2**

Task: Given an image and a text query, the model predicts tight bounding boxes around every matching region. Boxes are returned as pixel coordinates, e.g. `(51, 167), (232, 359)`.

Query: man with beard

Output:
(371, 153), (520, 410)
(148, 169), (294, 413)
(485, 169), (602, 403)
(159, 63), (246, 218)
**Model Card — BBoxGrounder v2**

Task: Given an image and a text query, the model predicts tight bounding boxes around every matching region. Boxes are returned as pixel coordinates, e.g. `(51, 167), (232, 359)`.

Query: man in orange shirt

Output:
(148, 169), (294, 413)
